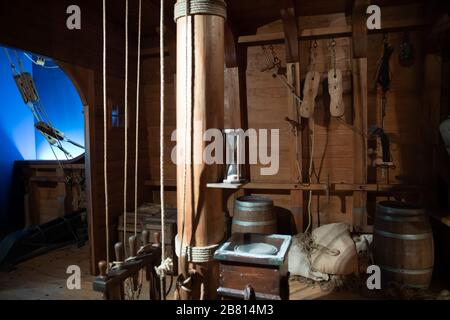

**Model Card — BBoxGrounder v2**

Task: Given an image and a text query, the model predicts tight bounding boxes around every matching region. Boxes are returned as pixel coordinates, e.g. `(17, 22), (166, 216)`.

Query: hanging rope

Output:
(102, 0), (110, 267)
(261, 45), (303, 105)
(134, 0), (142, 245)
(123, 0), (130, 254)
(3, 48), (17, 74)
(3, 48), (77, 184)
(14, 50), (25, 73)
(154, 1), (176, 300)
(160, 0), (167, 264)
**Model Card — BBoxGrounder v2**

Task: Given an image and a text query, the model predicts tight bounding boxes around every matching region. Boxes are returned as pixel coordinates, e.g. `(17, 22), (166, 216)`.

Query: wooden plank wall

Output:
(246, 16), (355, 228)
(142, 46), (178, 207)
(142, 11), (430, 233)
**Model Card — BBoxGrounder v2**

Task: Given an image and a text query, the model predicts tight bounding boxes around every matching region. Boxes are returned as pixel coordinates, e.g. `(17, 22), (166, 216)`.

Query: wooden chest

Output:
(118, 204), (177, 273)
(215, 234), (292, 300)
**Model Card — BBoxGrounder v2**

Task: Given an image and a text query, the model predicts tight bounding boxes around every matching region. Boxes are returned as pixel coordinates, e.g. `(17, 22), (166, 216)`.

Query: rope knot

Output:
(155, 257), (174, 278)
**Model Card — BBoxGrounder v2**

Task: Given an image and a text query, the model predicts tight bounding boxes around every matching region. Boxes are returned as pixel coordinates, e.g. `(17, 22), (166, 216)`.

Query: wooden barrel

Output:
(374, 201), (434, 289)
(232, 196), (277, 235)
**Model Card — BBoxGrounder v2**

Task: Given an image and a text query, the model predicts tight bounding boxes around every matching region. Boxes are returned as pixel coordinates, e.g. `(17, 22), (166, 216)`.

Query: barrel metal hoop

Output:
(376, 215), (427, 223)
(235, 206), (273, 212)
(381, 265), (434, 275)
(374, 229), (432, 240)
(232, 220), (277, 227)
(174, 0), (227, 21)
(376, 202), (425, 216)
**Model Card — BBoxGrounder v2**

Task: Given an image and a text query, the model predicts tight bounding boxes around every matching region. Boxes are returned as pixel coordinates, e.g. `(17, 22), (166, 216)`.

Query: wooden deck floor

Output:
(0, 244), (372, 300)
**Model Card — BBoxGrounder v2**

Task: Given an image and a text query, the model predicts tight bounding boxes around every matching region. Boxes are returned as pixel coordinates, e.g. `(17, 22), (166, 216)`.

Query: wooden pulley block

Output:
(328, 69), (345, 118)
(300, 71), (321, 119)
(115, 242), (124, 265)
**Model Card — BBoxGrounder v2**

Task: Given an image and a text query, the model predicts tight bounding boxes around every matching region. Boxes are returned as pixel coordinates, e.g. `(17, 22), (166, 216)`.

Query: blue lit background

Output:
(0, 47), (84, 234)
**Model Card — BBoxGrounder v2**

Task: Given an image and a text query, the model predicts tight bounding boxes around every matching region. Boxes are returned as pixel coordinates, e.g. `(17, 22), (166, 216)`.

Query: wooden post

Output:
(224, 22), (250, 220)
(281, 0), (305, 232)
(422, 54), (443, 206)
(175, 0), (226, 299)
(352, 0), (369, 232)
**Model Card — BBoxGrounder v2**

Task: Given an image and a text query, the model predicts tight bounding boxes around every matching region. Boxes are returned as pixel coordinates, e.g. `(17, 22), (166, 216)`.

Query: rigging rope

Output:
(14, 50), (24, 73)
(3, 48), (16, 74)
(23, 53), (59, 69)
(134, 0), (142, 248)
(305, 120), (316, 234)
(160, 0), (166, 265)
(123, 0), (130, 255)
(103, 0), (110, 266)
(3, 48), (73, 178)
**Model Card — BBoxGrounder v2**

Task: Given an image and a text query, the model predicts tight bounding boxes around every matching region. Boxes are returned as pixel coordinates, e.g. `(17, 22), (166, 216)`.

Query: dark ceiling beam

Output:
(352, 0), (369, 58)
(280, 0), (299, 63)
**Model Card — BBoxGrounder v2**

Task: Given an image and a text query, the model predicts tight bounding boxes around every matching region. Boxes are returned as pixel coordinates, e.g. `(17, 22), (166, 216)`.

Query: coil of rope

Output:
(174, 0), (227, 21)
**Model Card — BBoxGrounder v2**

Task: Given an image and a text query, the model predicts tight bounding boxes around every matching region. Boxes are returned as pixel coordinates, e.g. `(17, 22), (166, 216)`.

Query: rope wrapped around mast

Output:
(175, 235), (221, 263)
(174, 0), (227, 21)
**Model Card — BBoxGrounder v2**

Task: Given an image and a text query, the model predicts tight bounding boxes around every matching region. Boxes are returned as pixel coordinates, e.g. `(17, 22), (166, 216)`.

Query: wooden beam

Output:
(238, 6), (428, 46)
(421, 54), (443, 206)
(280, 0), (299, 63)
(225, 22), (239, 68)
(224, 21), (250, 180)
(280, 1), (305, 232)
(351, 63), (368, 232)
(286, 63), (305, 232)
(239, 26), (351, 46)
(351, 0), (369, 232)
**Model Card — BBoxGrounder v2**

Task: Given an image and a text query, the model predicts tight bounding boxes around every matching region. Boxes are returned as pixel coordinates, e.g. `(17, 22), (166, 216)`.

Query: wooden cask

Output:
(374, 201), (434, 289)
(232, 196), (277, 235)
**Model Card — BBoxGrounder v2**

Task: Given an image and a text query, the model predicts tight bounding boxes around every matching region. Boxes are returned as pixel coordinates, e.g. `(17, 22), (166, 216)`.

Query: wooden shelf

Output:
(207, 182), (425, 192)
(206, 182), (244, 190)
(207, 182), (327, 191)
(148, 179), (426, 194)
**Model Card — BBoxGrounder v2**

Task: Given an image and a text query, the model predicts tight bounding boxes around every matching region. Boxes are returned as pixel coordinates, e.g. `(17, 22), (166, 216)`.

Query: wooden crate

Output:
(15, 157), (86, 226)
